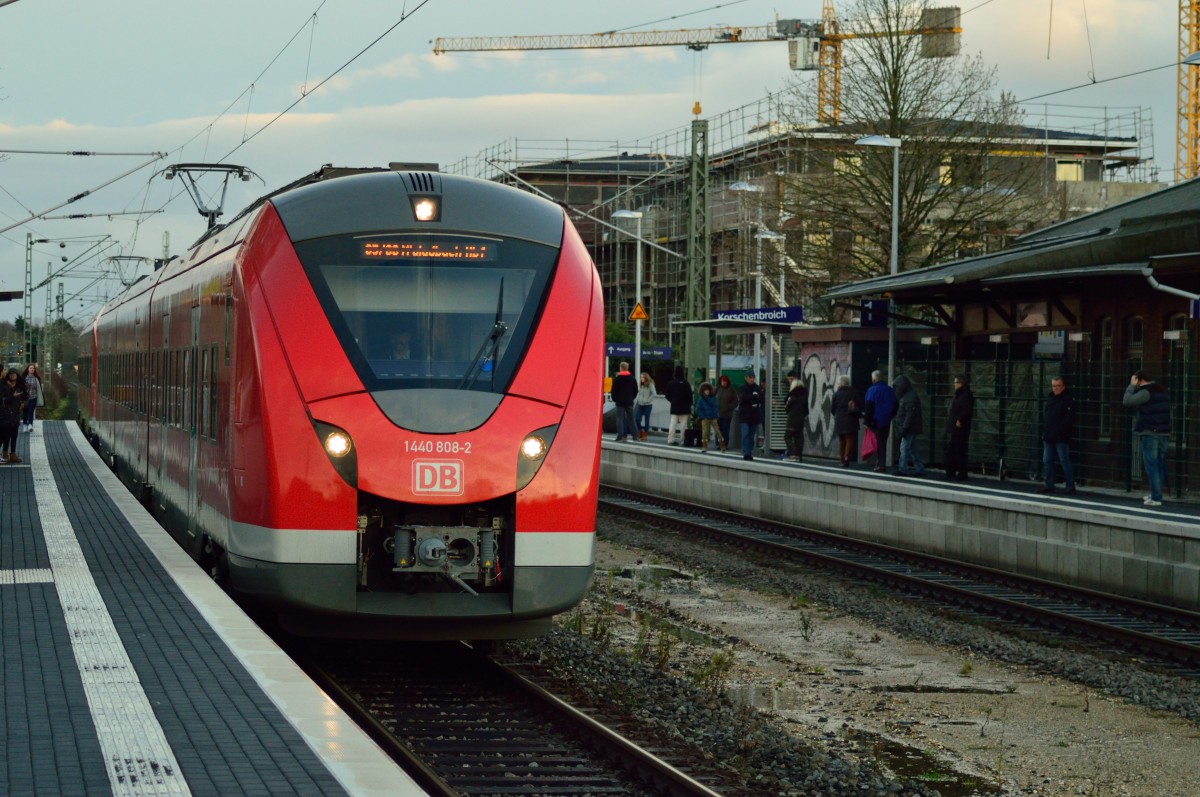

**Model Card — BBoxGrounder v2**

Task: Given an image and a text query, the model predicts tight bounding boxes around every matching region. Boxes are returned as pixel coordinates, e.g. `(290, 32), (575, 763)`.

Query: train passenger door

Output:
(186, 302), (200, 538)
(156, 308), (169, 497)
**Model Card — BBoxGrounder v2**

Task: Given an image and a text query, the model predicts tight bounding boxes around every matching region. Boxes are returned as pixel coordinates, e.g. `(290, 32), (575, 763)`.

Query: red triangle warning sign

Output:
(629, 302), (649, 321)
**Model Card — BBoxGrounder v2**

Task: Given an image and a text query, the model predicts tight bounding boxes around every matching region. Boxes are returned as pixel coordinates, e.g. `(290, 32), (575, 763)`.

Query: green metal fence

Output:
(895, 358), (1195, 499)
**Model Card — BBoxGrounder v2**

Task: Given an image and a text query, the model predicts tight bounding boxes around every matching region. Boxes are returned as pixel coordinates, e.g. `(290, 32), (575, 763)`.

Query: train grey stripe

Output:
(32, 428), (192, 796)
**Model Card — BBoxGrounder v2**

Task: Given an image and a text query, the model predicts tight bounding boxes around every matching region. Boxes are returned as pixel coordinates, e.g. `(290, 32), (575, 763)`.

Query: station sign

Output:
(712, 306), (805, 324)
(605, 342), (672, 358)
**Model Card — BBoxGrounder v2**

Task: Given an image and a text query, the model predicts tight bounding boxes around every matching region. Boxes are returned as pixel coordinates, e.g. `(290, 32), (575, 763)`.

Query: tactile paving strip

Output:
(30, 426), (193, 796)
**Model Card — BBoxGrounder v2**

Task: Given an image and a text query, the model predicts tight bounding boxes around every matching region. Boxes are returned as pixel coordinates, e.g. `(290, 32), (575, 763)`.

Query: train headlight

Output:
(412, 196), (440, 222)
(516, 425), (558, 491)
(325, 431), (353, 458)
(312, 420), (358, 488)
(520, 435), (547, 461)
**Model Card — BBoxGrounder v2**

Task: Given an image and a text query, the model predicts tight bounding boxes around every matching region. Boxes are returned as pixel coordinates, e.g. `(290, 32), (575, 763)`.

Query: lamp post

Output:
(854, 135), (901, 384)
(613, 209), (644, 378)
(730, 181), (764, 375)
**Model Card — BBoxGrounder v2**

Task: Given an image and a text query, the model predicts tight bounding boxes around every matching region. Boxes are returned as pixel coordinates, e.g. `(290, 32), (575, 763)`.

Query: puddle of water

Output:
(844, 729), (1005, 797)
(870, 684), (1011, 695)
(618, 564), (695, 584)
(726, 683), (810, 710)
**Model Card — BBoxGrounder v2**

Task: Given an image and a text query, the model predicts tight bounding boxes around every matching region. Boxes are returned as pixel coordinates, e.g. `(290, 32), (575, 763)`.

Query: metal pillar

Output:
(23, 233), (34, 363)
(685, 118), (711, 379)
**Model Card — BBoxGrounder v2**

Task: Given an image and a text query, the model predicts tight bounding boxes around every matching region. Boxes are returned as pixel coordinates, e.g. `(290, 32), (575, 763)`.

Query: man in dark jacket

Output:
(737, 371), (765, 461)
(944, 375), (974, 482)
(610, 361), (638, 442)
(892, 374), (924, 476)
(1039, 376), (1076, 494)
(664, 366), (694, 446)
(1123, 370), (1171, 506)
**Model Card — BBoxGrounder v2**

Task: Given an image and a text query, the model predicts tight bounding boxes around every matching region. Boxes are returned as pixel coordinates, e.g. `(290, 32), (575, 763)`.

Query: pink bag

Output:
(861, 427), (878, 459)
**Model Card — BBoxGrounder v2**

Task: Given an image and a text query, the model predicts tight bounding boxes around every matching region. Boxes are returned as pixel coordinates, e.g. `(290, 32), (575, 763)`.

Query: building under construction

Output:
(446, 93), (1162, 367)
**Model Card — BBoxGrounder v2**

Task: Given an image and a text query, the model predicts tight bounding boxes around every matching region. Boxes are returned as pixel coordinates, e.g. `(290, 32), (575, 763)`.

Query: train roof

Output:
(194, 165), (566, 251)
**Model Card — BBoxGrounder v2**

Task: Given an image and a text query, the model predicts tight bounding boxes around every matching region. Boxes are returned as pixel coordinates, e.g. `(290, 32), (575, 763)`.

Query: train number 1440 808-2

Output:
(405, 439), (472, 454)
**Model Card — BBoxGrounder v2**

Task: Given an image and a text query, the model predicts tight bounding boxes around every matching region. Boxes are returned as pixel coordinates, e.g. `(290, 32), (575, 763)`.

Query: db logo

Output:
(412, 460), (464, 495)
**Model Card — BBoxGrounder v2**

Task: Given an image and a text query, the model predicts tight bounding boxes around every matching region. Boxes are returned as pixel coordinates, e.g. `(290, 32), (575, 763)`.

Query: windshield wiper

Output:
(458, 278), (507, 390)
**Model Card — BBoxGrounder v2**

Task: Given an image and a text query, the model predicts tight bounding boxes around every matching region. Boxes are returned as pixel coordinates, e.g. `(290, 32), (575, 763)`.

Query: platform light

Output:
(324, 431), (353, 458)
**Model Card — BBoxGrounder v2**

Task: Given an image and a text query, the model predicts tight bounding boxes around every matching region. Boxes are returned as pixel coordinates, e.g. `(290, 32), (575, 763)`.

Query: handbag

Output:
(861, 427), (878, 458)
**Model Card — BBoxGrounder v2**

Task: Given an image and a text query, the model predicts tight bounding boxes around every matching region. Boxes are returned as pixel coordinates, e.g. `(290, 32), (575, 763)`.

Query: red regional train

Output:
(78, 166), (603, 639)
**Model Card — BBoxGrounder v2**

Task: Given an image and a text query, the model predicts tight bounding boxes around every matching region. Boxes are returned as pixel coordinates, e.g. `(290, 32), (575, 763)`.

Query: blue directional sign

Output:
(1192, 298), (1200, 320)
(860, 299), (888, 328)
(712, 306), (804, 324)
(605, 343), (672, 358)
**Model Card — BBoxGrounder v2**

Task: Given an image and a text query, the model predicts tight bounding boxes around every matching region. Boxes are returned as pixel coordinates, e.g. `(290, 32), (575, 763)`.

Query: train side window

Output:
(200, 348), (210, 440)
(210, 344), (219, 442)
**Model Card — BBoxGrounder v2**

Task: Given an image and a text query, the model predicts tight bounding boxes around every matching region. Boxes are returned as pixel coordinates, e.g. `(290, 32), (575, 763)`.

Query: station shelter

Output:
(824, 178), (1200, 497)
(675, 316), (804, 454)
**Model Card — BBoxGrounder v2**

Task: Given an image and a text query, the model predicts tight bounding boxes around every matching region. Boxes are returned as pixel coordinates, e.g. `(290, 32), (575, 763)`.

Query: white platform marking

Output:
(31, 427), (192, 796)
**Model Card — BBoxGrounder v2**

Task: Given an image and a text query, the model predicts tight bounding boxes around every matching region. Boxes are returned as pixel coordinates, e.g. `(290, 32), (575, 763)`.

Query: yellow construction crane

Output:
(1179, 0), (1199, 182)
(432, 3), (961, 124)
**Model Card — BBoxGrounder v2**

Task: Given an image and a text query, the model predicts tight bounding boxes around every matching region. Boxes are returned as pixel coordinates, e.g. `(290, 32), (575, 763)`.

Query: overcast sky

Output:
(0, 0), (1176, 327)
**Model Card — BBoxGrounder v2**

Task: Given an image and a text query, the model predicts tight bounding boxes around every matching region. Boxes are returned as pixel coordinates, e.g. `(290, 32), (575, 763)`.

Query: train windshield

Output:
(295, 234), (556, 392)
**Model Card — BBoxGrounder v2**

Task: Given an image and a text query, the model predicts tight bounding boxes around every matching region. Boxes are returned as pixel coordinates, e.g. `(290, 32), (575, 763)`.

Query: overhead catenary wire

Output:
(218, 0), (435, 161)
(0, 153), (166, 236)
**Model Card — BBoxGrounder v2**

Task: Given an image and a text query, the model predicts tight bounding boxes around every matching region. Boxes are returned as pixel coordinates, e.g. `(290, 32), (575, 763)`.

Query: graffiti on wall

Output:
(801, 342), (851, 457)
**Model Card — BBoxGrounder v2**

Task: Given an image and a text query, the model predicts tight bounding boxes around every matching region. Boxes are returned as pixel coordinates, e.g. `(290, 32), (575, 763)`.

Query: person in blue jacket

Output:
(694, 381), (724, 452)
(863, 370), (897, 472)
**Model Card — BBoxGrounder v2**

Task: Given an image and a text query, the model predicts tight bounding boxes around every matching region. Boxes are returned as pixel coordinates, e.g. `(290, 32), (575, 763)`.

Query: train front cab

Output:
(228, 172), (603, 639)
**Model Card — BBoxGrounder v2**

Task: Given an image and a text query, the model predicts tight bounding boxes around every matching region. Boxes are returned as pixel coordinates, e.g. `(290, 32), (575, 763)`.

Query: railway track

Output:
(296, 640), (732, 797)
(599, 485), (1200, 674)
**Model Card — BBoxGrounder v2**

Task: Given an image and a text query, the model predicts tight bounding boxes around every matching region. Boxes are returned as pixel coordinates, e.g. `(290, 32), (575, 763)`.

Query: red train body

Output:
(78, 168), (603, 639)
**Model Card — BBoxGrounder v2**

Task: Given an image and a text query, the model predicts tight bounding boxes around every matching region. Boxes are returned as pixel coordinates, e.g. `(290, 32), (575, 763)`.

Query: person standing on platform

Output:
(831, 374), (861, 468)
(610, 361), (638, 442)
(737, 371), (765, 461)
(892, 374), (925, 477)
(784, 372), (808, 462)
(633, 372), (656, 441)
(20, 363), (40, 433)
(0, 369), (25, 463)
(944, 375), (974, 482)
(1123, 370), (1171, 506)
(664, 366), (693, 447)
(694, 382), (723, 452)
(715, 374), (739, 450)
(863, 370), (897, 473)
(1038, 376), (1077, 495)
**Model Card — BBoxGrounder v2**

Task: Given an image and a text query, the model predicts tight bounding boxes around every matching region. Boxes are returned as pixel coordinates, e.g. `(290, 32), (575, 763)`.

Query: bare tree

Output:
(778, 0), (1058, 320)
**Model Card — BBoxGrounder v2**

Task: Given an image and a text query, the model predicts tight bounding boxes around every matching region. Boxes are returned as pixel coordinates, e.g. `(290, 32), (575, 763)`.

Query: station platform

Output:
(601, 435), (1200, 612)
(0, 422), (425, 797)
